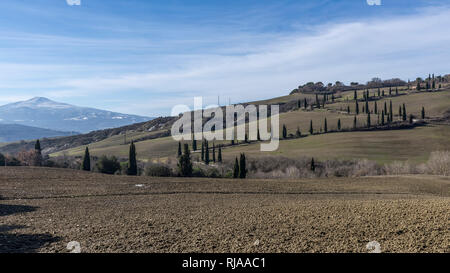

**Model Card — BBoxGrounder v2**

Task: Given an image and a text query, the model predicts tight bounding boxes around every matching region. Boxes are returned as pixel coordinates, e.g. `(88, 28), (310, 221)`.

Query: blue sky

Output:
(0, 0), (449, 116)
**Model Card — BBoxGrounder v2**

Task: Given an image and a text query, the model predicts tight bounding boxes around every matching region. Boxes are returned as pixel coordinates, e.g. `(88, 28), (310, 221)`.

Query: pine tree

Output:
(218, 145), (222, 163)
(239, 153), (246, 179)
(324, 118), (328, 133)
(282, 124), (287, 139)
(309, 120), (313, 135)
(233, 157), (239, 178)
(178, 144), (193, 177)
(127, 141), (137, 176)
(310, 157), (315, 172)
(421, 107), (425, 119)
(402, 104), (407, 121)
(82, 147), (90, 171)
(178, 142), (182, 157)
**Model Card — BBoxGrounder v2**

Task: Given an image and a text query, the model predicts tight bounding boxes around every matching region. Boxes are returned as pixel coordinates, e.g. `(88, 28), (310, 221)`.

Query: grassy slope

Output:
(52, 88), (450, 164)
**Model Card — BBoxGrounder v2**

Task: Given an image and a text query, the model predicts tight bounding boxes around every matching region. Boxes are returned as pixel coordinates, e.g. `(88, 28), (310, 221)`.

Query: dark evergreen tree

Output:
(34, 139), (42, 166)
(304, 98), (308, 109)
(233, 157), (239, 178)
(367, 113), (371, 128)
(354, 90), (357, 100)
(421, 106), (425, 119)
(218, 145), (222, 163)
(192, 138), (197, 151)
(337, 119), (341, 131)
(309, 120), (313, 135)
(399, 105), (402, 119)
(257, 129), (260, 141)
(212, 143), (216, 163)
(381, 110), (385, 125)
(127, 141), (137, 176)
(201, 141), (204, 161)
(177, 141), (182, 157)
(310, 158), (315, 172)
(374, 101), (378, 114)
(347, 105), (350, 114)
(353, 116), (357, 129)
(178, 144), (193, 177)
(355, 101), (359, 115)
(315, 94), (319, 108)
(82, 146), (91, 171)
(282, 124), (287, 139)
(402, 104), (407, 121)
(205, 141), (210, 165)
(239, 153), (246, 179)
(324, 118), (328, 133)
(416, 81), (421, 91)
(365, 100), (369, 114)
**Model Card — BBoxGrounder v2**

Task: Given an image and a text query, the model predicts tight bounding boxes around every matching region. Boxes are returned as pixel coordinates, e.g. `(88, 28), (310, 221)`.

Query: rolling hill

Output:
(0, 124), (77, 142)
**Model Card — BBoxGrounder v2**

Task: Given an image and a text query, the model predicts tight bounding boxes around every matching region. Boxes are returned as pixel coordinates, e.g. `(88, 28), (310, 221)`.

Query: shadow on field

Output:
(0, 204), (61, 253)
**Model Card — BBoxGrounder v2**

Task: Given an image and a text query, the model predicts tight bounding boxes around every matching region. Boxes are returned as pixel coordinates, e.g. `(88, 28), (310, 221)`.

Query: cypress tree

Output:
(355, 101), (359, 115)
(218, 145), (222, 163)
(201, 141), (205, 161)
(212, 143), (216, 163)
(382, 90), (385, 97)
(257, 129), (260, 141)
(304, 98), (308, 109)
(127, 141), (137, 176)
(347, 105), (350, 114)
(354, 90), (357, 100)
(315, 94), (319, 108)
(332, 93), (335, 102)
(297, 99), (301, 109)
(402, 104), (407, 121)
(353, 116), (357, 129)
(239, 153), (246, 179)
(233, 157), (239, 178)
(421, 107), (425, 119)
(399, 105), (402, 119)
(310, 157), (315, 172)
(416, 81), (421, 91)
(395, 87), (398, 96)
(432, 81), (435, 89)
(384, 101), (387, 116)
(296, 126), (301, 137)
(381, 110), (385, 125)
(367, 113), (371, 128)
(389, 101), (393, 121)
(82, 147), (91, 171)
(365, 100), (369, 114)
(309, 120), (313, 135)
(178, 142), (182, 157)
(178, 143), (193, 177)
(205, 141), (210, 165)
(389, 87), (392, 96)
(324, 118), (328, 133)
(374, 101), (378, 114)
(34, 139), (42, 166)
(377, 88), (381, 97)
(192, 138), (197, 151)
(337, 119), (341, 131)
(282, 124), (287, 139)
(409, 114), (413, 124)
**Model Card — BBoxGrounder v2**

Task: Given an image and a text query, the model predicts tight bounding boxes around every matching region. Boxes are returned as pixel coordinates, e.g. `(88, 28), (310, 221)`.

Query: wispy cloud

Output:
(0, 3), (449, 116)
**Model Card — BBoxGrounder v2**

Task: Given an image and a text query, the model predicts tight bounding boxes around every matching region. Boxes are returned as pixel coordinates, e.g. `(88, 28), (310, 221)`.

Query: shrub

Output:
(145, 164), (173, 177)
(425, 151), (450, 176)
(383, 161), (414, 175)
(96, 155), (121, 175)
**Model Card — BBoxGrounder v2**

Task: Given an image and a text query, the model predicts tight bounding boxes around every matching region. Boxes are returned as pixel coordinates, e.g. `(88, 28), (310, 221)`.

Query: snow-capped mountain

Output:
(0, 97), (152, 133)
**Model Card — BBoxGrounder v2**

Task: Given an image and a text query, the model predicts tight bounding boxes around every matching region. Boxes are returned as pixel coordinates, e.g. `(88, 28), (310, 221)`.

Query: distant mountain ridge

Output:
(0, 97), (152, 133)
(0, 124), (77, 143)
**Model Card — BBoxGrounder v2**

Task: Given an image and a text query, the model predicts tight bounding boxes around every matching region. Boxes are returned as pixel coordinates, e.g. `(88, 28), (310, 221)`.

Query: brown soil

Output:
(0, 167), (449, 253)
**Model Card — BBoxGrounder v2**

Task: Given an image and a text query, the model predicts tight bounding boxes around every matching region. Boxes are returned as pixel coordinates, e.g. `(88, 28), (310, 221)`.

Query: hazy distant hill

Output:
(0, 124), (77, 142)
(0, 97), (152, 133)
